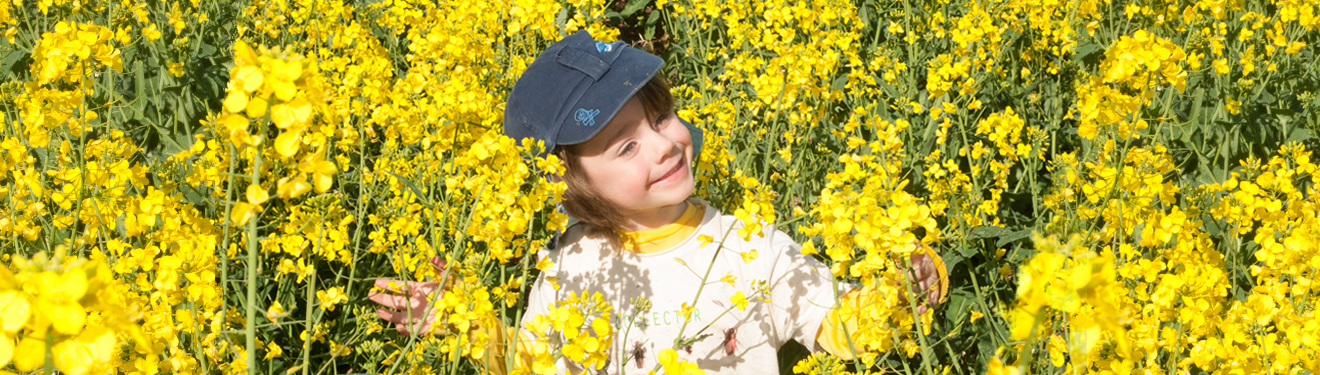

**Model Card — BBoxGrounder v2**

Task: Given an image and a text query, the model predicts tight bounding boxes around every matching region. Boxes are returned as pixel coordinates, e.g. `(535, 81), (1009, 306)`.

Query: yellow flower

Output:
(730, 291), (748, 310)
(1044, 334), (1067, 367)
(316, 287), (348, 311)
(37, 270), (88, 335)
(229, 202), (256, 226)
(719, 273), (736, 287)
(658, 348), (706, 374)
(264, 342), (283, 359)
(697, 234), (713, 248)
(266, 301), (288, 325)
(277, 175), (312, 199)
(297, 156), (337, 193)
(246, 184), (269, 205)
(740, 249), (758, 263)
(143, 23), (161, 41)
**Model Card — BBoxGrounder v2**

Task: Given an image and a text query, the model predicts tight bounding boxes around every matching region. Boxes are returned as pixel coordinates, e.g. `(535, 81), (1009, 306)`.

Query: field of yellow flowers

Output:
(1, 0), (1318, 373)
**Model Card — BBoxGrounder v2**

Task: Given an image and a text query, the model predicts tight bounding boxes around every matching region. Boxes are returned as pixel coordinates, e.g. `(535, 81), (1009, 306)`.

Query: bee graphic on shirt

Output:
(632, 341), (646, 369)
(722, 327), (738, 355)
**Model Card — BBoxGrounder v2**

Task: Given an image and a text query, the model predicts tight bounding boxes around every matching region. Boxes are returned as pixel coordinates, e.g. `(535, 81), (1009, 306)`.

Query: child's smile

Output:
(574, 96), (695, 231)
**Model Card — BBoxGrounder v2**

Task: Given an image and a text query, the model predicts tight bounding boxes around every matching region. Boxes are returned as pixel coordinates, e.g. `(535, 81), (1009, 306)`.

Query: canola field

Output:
(0, 0), (1318, 374)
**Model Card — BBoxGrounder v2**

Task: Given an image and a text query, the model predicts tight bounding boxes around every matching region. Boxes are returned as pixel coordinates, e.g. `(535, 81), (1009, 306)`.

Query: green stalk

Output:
(304, 265), (315, 375)
(245, 149), (263, 375)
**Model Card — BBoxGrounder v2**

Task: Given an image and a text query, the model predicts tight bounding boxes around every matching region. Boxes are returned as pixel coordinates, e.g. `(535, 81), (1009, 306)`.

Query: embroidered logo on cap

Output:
(595, 41), (612, 52)
(575, 108), (601, 126)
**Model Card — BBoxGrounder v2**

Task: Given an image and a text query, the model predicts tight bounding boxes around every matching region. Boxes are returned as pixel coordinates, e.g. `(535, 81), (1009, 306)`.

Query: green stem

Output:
(245, 148), (263, 375)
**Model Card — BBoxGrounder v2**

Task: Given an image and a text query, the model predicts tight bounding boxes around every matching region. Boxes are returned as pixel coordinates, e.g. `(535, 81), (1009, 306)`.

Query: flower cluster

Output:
(0, 250), (146, 375)
(520, 292), (614, 374)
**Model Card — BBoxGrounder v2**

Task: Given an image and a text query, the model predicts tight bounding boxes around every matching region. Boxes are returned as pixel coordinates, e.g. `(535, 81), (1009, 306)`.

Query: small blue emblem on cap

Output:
(595, 41), (612, 52)
(575, 108), (601, 126)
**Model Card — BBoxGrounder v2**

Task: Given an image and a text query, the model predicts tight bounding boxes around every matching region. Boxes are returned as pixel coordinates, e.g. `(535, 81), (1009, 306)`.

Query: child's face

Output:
(574, 96), (694, 220)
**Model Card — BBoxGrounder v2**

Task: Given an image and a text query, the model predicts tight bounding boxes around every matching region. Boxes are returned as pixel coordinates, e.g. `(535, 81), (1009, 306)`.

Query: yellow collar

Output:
(623, 201), (705, 254)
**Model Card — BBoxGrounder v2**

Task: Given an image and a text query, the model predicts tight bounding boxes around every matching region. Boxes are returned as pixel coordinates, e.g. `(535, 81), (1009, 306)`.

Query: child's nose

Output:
(645, 129), (681, 162)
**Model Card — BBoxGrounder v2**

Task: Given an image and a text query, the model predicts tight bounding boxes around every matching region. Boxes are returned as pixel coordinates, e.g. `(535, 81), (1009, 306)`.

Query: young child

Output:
(372, 31), (946, 374)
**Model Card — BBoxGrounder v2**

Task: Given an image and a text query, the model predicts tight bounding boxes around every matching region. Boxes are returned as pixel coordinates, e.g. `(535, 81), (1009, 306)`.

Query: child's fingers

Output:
(377, 308), (414, 325)
(368, 290), (418, 310)
(926, 280), (940, 306)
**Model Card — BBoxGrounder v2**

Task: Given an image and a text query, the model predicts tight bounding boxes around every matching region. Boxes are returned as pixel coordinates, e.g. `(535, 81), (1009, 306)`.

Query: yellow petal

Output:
(270, 103), (294, 129)
(223, 90), (248, 113)
(42, 270), (87, 301)
(277, 175), (312, 199)
(78, 325), (115, 363)
(13, 336), (44, 371)
(274, 130), (301, 158)
(313, 171), (333, 193)
(288, 98), (312, 124)
(246, 96), (268, 118)
(273, 79), (298, 102)
(221, 114), (248, 133)
(0, 334), (12, 367)
(272, 59), (302, 81)
(233, 40), (257, 65)
(229, 127), (261, 147)
(230, 202), (254, 226)
(50, 302), (87, 335)
(53, 339), (93, 375)
(235, 65), (264, 93)
(297, 159), (329, 174)
(0, 291), (30, 332)
(246, 184), (269, 205)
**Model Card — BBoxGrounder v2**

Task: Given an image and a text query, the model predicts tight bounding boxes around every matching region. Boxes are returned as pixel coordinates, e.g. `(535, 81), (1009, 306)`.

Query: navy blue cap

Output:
(504, 31), (665, 155)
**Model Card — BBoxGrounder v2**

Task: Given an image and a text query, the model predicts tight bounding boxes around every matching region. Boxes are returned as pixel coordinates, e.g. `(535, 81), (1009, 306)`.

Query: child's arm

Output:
(814, 246), (948, 359)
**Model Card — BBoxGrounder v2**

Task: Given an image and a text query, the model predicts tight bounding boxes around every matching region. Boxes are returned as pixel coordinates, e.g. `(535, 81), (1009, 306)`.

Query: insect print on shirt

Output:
(632, 341), (646, 369)
(722, 327), (738, 355)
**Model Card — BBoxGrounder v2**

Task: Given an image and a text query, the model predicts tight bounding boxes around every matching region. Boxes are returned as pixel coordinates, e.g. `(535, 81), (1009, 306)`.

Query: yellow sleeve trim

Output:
(925, 244), (950, 304)
(480, 319), (534, 375)
(816, 289), (862, 360)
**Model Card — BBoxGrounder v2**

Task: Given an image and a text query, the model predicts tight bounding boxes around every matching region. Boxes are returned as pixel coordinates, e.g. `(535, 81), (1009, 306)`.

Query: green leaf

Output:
(945, 289), (976, 325)
(994, 230), (1032, 248)
(0, 49), (28, 75)
(1286, 128), (1313, 144)
(621, 0), (650, 17)
(643, 11), (661, 40)
(966, 226), (1013, 240)
(1073, 42), (1104, 64)
(1258, 91), (1276, 104)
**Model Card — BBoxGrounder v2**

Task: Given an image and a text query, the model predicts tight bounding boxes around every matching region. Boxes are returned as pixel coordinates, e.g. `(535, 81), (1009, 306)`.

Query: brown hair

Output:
(556, 73), (674, 248)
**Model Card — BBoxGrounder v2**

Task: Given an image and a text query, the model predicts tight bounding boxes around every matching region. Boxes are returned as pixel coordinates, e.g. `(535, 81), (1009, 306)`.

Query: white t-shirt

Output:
(519, 200), (844, 374)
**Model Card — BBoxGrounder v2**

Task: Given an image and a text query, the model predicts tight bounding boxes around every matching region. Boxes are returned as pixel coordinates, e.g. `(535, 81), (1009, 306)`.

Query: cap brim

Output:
(551, 48), (663, 149)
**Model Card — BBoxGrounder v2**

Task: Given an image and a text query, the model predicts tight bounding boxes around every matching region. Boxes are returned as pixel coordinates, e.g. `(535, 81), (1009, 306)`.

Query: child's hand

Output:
(898, 244), (947, 315)
(369, 256), (449, 335)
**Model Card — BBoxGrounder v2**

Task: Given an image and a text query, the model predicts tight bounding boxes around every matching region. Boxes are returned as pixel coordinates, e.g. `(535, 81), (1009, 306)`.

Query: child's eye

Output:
(619, 141), (637, 156)
(653, 113), (670, 128)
